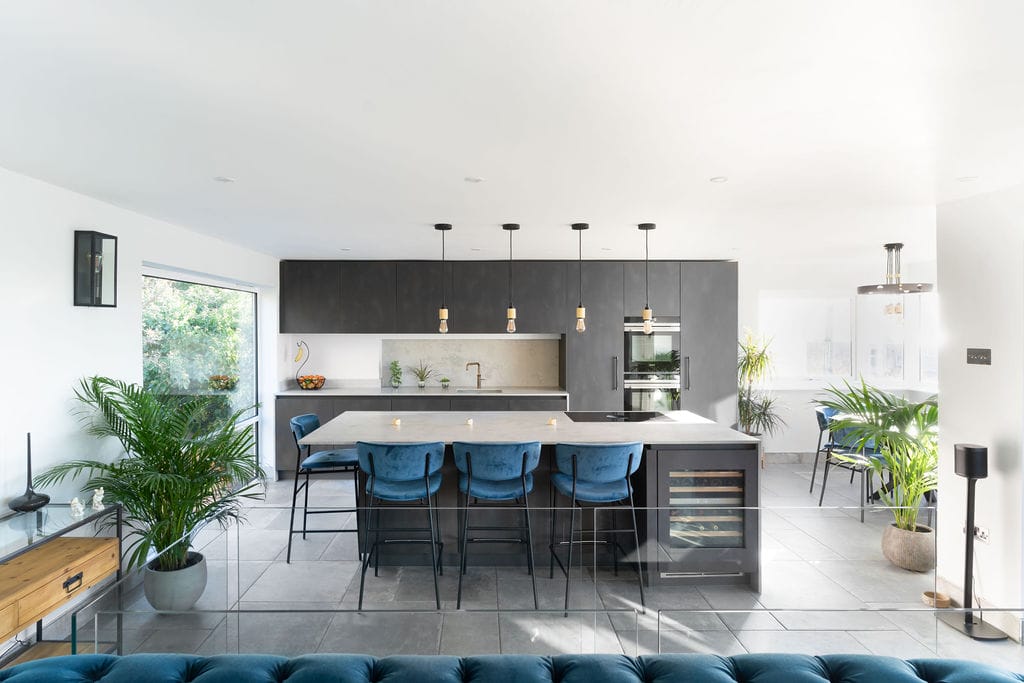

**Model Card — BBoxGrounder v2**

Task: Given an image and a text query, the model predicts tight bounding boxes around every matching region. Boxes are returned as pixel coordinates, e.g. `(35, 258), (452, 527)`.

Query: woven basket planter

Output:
(881, 523), (935, 572)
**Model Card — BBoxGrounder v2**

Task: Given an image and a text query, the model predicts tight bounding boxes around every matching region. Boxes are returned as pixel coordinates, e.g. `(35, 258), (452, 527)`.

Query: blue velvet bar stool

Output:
(549, 442), (646, 615)
(287, 414), (361, 563)
(452, 441), (542, 609)
(356, 441), (446, 610)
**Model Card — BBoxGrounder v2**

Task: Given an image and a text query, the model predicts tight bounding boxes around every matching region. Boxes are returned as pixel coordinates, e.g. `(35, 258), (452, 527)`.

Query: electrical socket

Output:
(961, 524), (991, 542)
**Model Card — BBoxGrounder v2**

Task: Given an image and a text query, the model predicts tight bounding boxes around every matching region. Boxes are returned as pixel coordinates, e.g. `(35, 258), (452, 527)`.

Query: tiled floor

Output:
(76, 463), (1024, 670)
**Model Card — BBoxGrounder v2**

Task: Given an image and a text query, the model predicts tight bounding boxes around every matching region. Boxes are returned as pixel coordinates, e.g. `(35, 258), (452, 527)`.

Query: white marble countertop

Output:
(301, 410), (758, 446)
(276, 386), (568, 398)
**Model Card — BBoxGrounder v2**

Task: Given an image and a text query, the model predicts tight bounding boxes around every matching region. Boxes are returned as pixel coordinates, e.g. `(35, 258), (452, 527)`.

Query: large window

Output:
(142, 275), (258, 429)
(759, 294), (853, 379)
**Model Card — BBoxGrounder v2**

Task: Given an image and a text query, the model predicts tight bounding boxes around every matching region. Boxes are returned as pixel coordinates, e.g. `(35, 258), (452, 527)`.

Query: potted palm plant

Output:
(36, 376), (264, 609)
(817, 380), (938, 571)
(737, 333), (785, 437)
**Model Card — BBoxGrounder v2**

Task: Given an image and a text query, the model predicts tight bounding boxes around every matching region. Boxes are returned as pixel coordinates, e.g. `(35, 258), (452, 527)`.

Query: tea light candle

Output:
(547, 417), (557, 426)
(392, 418), (401, 427)
(466, 418), (473, 426)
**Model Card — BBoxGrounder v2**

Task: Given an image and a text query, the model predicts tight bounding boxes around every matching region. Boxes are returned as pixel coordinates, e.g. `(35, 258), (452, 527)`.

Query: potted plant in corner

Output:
(36, 376), (264, 610)
(737, 333), (786, 440)
(817, 380), (938, 571)
(410, 360), (433, 389)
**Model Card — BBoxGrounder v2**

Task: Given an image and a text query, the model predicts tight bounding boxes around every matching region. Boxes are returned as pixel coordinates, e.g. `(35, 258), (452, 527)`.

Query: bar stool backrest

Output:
(289, 414), (321, 446)
(554, 442), (644, 482)
(356, 441), (446, 481)
(452, 441), (542, 480)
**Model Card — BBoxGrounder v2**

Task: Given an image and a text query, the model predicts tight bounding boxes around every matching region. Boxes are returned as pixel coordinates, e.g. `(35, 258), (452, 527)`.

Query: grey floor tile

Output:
(319, 611), (443, 655)
(197, 610), (336, 656)
(770, 609), (900, 631)
(717, 611), (785, 631)
(243, 560), (358, 603)
(497, 612), (620, 655)
(756, 561), (864, 610)
(849, 629), (938, 658)
(133, 626), (215, 654)
(767, 528), (845, 561)
(616, 627), (747, 656)
(733, 629), (872, 655)
(439, 612), (501, 655)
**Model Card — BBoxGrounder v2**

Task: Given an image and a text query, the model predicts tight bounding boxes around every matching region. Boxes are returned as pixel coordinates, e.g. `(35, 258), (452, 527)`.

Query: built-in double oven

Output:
(623, 316), (681, 412)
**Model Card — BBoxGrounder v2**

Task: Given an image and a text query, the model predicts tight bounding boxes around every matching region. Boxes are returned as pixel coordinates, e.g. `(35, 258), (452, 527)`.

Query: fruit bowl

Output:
(296, 374), (326, 390)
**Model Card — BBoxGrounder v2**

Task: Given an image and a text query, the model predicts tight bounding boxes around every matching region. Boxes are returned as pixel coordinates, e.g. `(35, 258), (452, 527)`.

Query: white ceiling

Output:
(1, 1), (1022, 263)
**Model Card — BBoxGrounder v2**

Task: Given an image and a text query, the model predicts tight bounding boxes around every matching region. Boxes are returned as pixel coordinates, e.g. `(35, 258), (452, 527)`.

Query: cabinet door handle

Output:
(684, 356), (691, 390)
(613, 356), (618, 390)
(63, 571), (84, 594)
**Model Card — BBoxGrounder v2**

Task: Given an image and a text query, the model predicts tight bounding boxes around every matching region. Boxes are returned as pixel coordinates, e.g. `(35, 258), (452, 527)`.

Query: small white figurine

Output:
(91, 487), (105, 510)
(69, 497), (85, 518)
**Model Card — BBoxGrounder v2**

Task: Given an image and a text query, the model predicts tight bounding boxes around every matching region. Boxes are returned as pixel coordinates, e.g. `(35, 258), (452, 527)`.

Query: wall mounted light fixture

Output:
(572, 223), (588, 333)
(638, 223), (656, 334)
(74, 230), (117, 307)
(503, 223), (520, 333)
(435, 223), (452, 333)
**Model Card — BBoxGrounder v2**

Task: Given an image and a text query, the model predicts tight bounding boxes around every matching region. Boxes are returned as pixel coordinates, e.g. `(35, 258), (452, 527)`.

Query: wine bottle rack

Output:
(666, 469), (745, 549)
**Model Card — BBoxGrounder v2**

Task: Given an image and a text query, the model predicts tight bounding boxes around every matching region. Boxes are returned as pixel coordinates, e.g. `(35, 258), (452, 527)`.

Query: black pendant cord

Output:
(645, 228), (650, 308)
(441, 230), (446, 308)
(508, 229), (514, 308)
(578, 230), (584, 307)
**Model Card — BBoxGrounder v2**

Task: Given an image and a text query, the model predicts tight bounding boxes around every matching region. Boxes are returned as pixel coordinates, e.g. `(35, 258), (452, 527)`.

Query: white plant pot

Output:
(143, 551), (207, 611)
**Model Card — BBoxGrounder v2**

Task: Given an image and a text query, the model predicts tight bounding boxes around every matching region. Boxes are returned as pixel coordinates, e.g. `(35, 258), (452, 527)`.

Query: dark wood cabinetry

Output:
(450, 261), (508, 333)
(510, 261), (569, 333)
(279, 261), (342, 333)
(625, 261), (681, 317)
(396, 262), (452, 333)
(680, 262), (738, 422)
(564, 261), (624, 411)
(340, 262), (396, 332)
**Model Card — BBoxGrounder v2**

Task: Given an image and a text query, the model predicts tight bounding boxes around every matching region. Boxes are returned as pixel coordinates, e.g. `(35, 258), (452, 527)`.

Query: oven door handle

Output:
(613, 356), (618, 390)
(684, 356), (691, 390)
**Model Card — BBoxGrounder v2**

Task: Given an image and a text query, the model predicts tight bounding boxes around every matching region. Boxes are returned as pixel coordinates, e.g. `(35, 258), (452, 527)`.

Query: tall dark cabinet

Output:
(279, 261), (342, 332)
(451, 261), (508, 333)
(564, 261), (624, 411)
(625, 261), (681, 316)
(396, 261), (452, 333)
(680, 261), (738, 422)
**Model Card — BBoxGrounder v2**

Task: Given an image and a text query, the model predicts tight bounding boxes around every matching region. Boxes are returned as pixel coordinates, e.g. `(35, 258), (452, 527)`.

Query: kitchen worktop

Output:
(301, 410), (758, 446)
(276, 386), (569, 398)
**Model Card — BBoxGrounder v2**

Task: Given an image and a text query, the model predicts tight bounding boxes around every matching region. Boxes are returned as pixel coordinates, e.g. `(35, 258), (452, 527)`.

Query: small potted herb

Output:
(389, 360), (402, 389)
(410, 360), (433, 389)
(440, 376), (451, 390)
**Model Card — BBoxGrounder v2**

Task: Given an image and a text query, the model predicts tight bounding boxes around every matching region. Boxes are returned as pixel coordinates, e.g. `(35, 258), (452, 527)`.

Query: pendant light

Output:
(571, 223), (588, 333)
(435, 223), (452, 333)
(638, 223), (656, 334)
(857, 242), (934, 317)
(503, 223), (519, 333)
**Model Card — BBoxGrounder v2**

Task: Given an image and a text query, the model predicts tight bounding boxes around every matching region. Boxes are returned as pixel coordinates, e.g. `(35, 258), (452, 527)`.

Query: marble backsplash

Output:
(381, 339), (560, 388)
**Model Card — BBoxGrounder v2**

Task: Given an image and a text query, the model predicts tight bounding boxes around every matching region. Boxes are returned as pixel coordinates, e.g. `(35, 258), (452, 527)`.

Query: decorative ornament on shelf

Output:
(69, 497), (85, 518)
(9, 433), (50, 513)
(294, 339), (325, 390)
(91, 487), (105, 510)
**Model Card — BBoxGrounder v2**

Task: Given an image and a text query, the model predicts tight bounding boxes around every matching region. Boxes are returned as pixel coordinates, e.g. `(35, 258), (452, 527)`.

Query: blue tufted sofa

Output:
(1, 653), (1021, 682)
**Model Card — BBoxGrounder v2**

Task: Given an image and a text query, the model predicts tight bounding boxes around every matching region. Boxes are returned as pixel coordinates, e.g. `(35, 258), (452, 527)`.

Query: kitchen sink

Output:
(455, 389), (503, 394)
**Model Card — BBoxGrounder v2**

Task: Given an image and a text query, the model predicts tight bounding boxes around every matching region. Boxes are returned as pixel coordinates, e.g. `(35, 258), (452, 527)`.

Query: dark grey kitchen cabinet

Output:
(392, 397), (451, 411)
(339, 262), (397, 332)
(510, 261), (569, 333)
(679, 261), (738, 422)
(451, 261), (508, 333)
(564, 261), (624, 411)
(507, 397), (568, 411)
(396, 262), (453, 333)
(625, 261), (681, 317)
(279, 261), (343, 333)
(450, 397), (510, 411)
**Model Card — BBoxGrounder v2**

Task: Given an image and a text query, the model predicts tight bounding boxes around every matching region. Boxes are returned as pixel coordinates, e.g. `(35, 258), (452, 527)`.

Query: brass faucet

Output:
(465, 361), (483, 389)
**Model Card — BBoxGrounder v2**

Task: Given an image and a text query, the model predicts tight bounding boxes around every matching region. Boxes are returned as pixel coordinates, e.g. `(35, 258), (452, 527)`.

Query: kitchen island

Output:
(302, 410), (761, 589)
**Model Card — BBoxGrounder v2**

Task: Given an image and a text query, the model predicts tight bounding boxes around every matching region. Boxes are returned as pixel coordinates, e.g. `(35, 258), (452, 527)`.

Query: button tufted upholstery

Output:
(1, 653), (1020, 683)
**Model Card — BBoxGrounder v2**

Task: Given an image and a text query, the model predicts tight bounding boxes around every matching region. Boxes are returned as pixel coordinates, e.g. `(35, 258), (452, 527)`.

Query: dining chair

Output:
(286, 414), (360, 563)
(452, 441), (542, 609)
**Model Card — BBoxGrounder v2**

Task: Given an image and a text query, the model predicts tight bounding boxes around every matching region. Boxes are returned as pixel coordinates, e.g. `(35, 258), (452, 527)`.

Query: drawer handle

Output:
(63, 572), (84, 594)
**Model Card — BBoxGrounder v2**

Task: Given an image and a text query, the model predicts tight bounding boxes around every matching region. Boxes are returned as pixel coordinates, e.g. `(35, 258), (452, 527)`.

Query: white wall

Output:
(935, 185), (1024, 638)
(0, 166), (280, 502)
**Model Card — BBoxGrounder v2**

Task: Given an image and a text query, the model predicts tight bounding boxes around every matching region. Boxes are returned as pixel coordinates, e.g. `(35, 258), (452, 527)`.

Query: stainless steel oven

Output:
(623, 317), (681, 412)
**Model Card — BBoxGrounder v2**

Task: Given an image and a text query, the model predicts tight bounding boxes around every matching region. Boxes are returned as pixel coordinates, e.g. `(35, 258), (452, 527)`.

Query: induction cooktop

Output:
(565, 411), (671, 423)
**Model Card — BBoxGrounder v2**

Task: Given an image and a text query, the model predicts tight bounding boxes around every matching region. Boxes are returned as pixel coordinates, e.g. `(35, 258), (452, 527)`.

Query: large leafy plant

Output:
(817, 380), (937, 531)
(737, 333), (786, 436)
(37, 377), (264, 571)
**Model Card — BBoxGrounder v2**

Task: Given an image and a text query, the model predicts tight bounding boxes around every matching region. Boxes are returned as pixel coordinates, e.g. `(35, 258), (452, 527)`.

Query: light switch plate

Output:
(967, 348), (992, 365)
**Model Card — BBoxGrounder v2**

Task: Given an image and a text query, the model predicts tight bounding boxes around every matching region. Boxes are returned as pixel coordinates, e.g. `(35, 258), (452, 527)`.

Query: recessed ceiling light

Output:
(470, 247), (482, 252)
(339, 247), (351, 252)
(212, 176), (236, 183)
(464, 176), (486, 183)
(709, 176), (729, 183)
(601, 247), (612, 251)
(956, 176), (979, 182)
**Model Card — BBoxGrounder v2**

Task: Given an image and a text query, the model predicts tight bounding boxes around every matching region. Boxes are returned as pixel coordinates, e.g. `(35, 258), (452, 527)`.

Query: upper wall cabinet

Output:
(340, 261), (397, 332)
(625, 261), (681, 317)
(396, 262), (453, 333)
(450, 261), (508, 333)
(511, 261), (569, 333)
(280, 261), (343, 333)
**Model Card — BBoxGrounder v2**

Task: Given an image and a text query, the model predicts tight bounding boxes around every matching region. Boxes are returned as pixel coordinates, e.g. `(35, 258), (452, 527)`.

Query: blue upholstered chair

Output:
(816, 413), (885, 523)
(549, 442), (646, 614)
(453, 441), (542, 609)
(356, 441), (446, 610)
(287, 414), (360, 563)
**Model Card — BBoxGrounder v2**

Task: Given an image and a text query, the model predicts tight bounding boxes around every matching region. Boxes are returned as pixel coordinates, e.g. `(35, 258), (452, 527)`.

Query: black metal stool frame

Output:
(286, 435), (360, 564)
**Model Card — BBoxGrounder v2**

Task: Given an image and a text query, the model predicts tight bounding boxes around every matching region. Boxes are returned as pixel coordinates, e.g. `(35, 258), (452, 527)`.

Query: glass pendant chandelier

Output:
(435, 223), (452, 333)
(572, 223), (588, 333)
(503, 223), (519, 333)
(638, 223), (656, 334)
(856, 242), (934, 317)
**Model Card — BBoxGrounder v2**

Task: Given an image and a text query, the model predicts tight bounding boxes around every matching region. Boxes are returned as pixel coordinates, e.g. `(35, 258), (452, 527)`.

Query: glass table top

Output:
(0, 504), (118, 561)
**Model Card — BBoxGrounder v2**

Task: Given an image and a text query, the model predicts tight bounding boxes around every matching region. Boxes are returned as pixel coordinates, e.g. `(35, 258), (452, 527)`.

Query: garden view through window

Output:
(142, 275), (258, 443)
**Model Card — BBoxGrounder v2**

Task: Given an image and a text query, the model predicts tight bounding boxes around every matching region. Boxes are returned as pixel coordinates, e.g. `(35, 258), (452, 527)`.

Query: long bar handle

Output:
(684, 356), (691, 390)
(613, 356), (618, 390)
